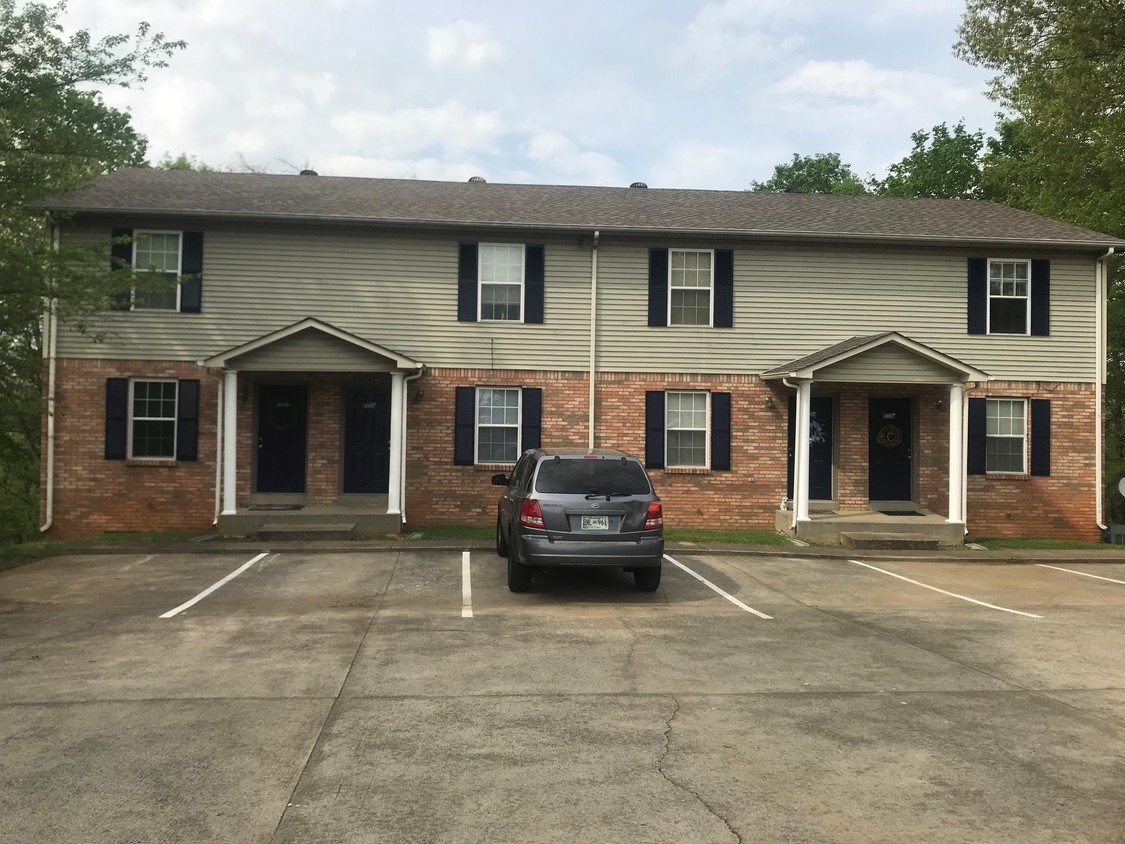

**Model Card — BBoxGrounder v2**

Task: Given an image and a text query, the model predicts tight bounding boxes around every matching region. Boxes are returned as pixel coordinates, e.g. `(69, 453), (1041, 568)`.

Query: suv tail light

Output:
(643, 500), (663, 530)
(519, 498), (545, 529)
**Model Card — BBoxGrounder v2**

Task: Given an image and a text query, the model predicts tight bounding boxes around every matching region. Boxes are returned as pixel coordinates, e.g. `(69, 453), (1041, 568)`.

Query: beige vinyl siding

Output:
(815, 346), (961, 383)
(228, 330), (397, 371)
(596, 239), (1097, 382)
(56, 223), (593, 371)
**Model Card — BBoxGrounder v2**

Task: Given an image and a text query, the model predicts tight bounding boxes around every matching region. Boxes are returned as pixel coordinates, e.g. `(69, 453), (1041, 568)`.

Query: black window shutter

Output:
(176, 379), (200, 461)
(521, 387), (542, 451)
(105, 378), (129, 460)
(180, 232), (204, 313)
(1030, 259), (1050, 336)
(110, 228), (133, 311)
(711, 392), (732, 470)
(967, 398), (987, 475)
(454, 386), (476, 464)
(645, 391), (666, 468)
(714, 249), (733, 328)
(524, 245), (545, 324)
(1030, 399), (1051, 476)
(648, 249), (668, 327)
(457, 243), (478, 322)
(967, 257), (987, 335)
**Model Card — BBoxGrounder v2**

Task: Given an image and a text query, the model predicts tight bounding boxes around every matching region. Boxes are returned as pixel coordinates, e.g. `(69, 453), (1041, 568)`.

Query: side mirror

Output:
(491, 473), (509, 486)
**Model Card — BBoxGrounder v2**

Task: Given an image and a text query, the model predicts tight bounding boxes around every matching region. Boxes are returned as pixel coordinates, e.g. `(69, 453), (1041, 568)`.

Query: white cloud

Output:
(313, 154), (486, 182)
(330, 103), (507, 157)
(426, 21), (504, 69)
(522, 132), (622, 185)
(676, 0), (809, 79)
(869, 0), (961, 25)
(649, 142), (748, 191)
(293, 73), (337, 106)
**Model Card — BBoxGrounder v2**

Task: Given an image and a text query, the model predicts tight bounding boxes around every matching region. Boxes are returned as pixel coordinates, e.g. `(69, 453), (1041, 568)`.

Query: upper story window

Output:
(132, 231), (182, 311)
(986, 398), (1026, 473)
(130, 379), (178, 459)
(479, 244), (524, 321)
(988, 259), (1030, 335)
(669, 249), (713, 326)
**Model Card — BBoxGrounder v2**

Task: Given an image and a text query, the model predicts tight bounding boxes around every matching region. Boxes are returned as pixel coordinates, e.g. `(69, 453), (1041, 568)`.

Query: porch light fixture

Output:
(765, 396), (775, 410)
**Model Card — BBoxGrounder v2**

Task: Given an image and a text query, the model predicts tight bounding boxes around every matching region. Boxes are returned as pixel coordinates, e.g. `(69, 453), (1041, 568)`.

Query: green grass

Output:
(972, 537), (1122, 551)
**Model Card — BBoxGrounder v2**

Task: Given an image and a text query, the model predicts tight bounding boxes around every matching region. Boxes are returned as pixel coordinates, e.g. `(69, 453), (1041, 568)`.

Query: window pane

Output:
(985, 399), (1025, 472)
(480, 245), (523, 284)
(481, 283), (521, 320)
(989, 299), (1027, 334)
(667, 430), (706, 467)
(478, 427), (517, 463)
(478, 389), (519, 425)
(670, 289), (711, 325)
(986, 437), (1024, 473)
(131, 380), (177, 458)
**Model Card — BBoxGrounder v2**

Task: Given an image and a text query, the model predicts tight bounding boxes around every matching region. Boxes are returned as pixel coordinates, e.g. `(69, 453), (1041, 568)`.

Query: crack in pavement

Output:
(657, 695), (742, 844)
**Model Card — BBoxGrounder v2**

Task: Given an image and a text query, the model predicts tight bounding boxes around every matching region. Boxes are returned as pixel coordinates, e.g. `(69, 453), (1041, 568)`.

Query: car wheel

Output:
(496, 517), (509, 557)
(634, 565), (661, 592)
(507, 545), (531, 593)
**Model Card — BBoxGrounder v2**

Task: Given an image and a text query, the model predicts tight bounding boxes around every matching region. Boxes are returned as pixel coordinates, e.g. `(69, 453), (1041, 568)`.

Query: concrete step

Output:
(257, 522), (357, 541)
(841, 532), (942, 550)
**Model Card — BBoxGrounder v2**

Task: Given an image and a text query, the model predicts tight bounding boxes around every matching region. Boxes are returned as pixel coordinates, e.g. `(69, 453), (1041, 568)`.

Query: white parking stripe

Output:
(159, 552), (271, 618)
(1037, 564), (1125, 585)
(664, 554), (773, 619)
(462, 551), (473, 618)
(848, 559), (1043, 618)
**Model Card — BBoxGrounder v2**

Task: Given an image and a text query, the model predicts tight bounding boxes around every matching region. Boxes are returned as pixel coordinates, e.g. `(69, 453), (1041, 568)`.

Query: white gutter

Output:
(39, 224), (60, 533)
(588, 230), (600, 450)
(400, 366), (425, 524)
(1096, 248), (1115, 530)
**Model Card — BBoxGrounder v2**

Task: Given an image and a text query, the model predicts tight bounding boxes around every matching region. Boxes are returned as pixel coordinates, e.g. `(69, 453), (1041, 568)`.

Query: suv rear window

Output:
(534, 459), (652, 495)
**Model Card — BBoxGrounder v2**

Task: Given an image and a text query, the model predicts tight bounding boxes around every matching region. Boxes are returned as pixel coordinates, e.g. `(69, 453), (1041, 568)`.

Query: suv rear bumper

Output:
(518, 534), (664, 568)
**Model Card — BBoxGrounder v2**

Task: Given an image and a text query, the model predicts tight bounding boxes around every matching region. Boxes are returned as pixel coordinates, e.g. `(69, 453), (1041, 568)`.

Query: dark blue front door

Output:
(869, 397), (912, 501)
(257, 385), (308, 493)
(788, 395), (834, 501)
(344, 385), (391, 494)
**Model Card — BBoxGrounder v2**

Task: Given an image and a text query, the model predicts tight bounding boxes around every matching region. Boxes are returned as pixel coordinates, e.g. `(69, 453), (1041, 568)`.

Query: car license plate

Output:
(581, 515), (609, 531)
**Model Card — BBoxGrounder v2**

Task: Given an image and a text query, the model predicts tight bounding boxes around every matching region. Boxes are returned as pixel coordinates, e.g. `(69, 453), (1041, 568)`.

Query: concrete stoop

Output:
(841, 532), (942, 551)
(257, 523), (357, 542)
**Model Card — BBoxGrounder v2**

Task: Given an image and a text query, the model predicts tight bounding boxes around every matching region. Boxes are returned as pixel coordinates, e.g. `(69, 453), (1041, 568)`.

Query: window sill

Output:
(126, 458), (178, 468)
(475, 463), (515, 471)
(984, 472), (1030, 480)
(663, 467), (711, 475)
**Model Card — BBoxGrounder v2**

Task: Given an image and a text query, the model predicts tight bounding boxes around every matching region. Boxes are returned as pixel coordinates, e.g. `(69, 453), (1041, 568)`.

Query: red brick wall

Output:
(42, 359), (219, 539)
(43, 359), (1102, 541)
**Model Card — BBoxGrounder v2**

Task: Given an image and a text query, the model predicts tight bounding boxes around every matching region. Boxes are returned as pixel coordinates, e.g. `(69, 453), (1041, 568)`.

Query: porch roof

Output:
(761, 332), (990, 384)
(202, 317), (425, 371)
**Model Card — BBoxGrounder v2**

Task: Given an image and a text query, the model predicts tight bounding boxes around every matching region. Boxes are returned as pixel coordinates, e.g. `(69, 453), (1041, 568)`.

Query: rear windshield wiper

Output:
(584, 492), (632, 500)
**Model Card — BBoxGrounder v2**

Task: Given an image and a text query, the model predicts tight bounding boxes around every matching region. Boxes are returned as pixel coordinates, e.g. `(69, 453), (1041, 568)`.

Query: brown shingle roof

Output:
(35, 168), (1124, 249)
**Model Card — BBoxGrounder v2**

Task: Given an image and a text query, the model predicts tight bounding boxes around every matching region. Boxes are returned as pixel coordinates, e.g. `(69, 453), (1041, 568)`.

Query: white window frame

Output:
(986, 258), (1031, 336)
(665, 390), (710, 468)
(474, 386), (522, 464)
(478, 243), (525, 323)
(985, 397), (1027, 475)
(131, 229), (183, 312)
(667, 248), (715, 328)
(128, 378), (178, 460)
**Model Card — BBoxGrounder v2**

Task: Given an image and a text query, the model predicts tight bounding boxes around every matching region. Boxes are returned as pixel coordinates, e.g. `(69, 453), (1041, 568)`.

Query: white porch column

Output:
(387, 371), (404, 516)
(947, 383), (964, 524)
(222, 370), (239, 515)
(795, 379), (812, 523)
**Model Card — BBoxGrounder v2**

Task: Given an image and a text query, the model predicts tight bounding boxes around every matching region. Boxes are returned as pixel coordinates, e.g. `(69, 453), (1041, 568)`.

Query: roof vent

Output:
(630, 181), (648, 189)
(299, 169), (318, 176)
(468, 175), (487, 183)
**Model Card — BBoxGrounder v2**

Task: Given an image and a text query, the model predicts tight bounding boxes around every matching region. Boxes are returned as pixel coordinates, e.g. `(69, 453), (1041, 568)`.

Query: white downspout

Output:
(39, 224), (60, 533)
(399, 366), (424, 525)
(588, 229), (600, 450)
(1096, 248), (1115, 531)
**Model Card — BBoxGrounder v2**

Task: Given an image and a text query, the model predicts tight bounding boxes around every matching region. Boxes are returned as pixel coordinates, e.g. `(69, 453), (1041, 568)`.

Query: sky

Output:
(62, 0), (1001, 191)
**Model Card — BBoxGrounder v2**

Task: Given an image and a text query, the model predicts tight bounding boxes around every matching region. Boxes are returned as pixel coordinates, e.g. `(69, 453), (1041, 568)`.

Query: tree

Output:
(155, 152), (213, 171)
(0, 0), (184, 543)
(871, 121), (985, 199)
(750, 153), (869, 195)
(957, 0), (1125, 523)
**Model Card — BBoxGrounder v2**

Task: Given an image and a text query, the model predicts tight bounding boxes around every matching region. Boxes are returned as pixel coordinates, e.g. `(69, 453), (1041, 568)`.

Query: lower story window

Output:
(986, 398), (1026, 473)
(131, 379), (178, 458)
(666, 391), (708, 467)
(477, 387), (520, 463)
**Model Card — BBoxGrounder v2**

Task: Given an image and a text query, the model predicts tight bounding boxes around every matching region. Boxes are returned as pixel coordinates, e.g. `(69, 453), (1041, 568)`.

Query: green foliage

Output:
(0, 0), (184, 543)
(155, 151), (213, 171)
(872, 121), (985, 199)
(751, 153), (869, 195)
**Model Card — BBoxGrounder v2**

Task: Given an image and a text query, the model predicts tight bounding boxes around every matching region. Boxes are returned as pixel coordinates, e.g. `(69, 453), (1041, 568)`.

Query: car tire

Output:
(634, 565), (661, 592)
(496, 517), (509, 557)
(507, 545), (531, 593)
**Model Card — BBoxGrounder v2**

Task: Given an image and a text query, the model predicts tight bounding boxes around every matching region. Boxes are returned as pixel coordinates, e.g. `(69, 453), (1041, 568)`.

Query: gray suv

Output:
(492, 448), (665, 593)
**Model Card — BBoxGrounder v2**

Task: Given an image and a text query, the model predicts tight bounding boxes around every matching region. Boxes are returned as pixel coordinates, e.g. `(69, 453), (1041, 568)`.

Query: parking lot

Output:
(1, 546), (1123, 843)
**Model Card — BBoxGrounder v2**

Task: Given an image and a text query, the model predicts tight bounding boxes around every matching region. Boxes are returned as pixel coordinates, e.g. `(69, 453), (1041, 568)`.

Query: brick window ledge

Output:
(984, 472), (1031, 481)
(475, 463), (515, 472)
(662, 467), (712, 475)
(126, 458), (178, 468)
